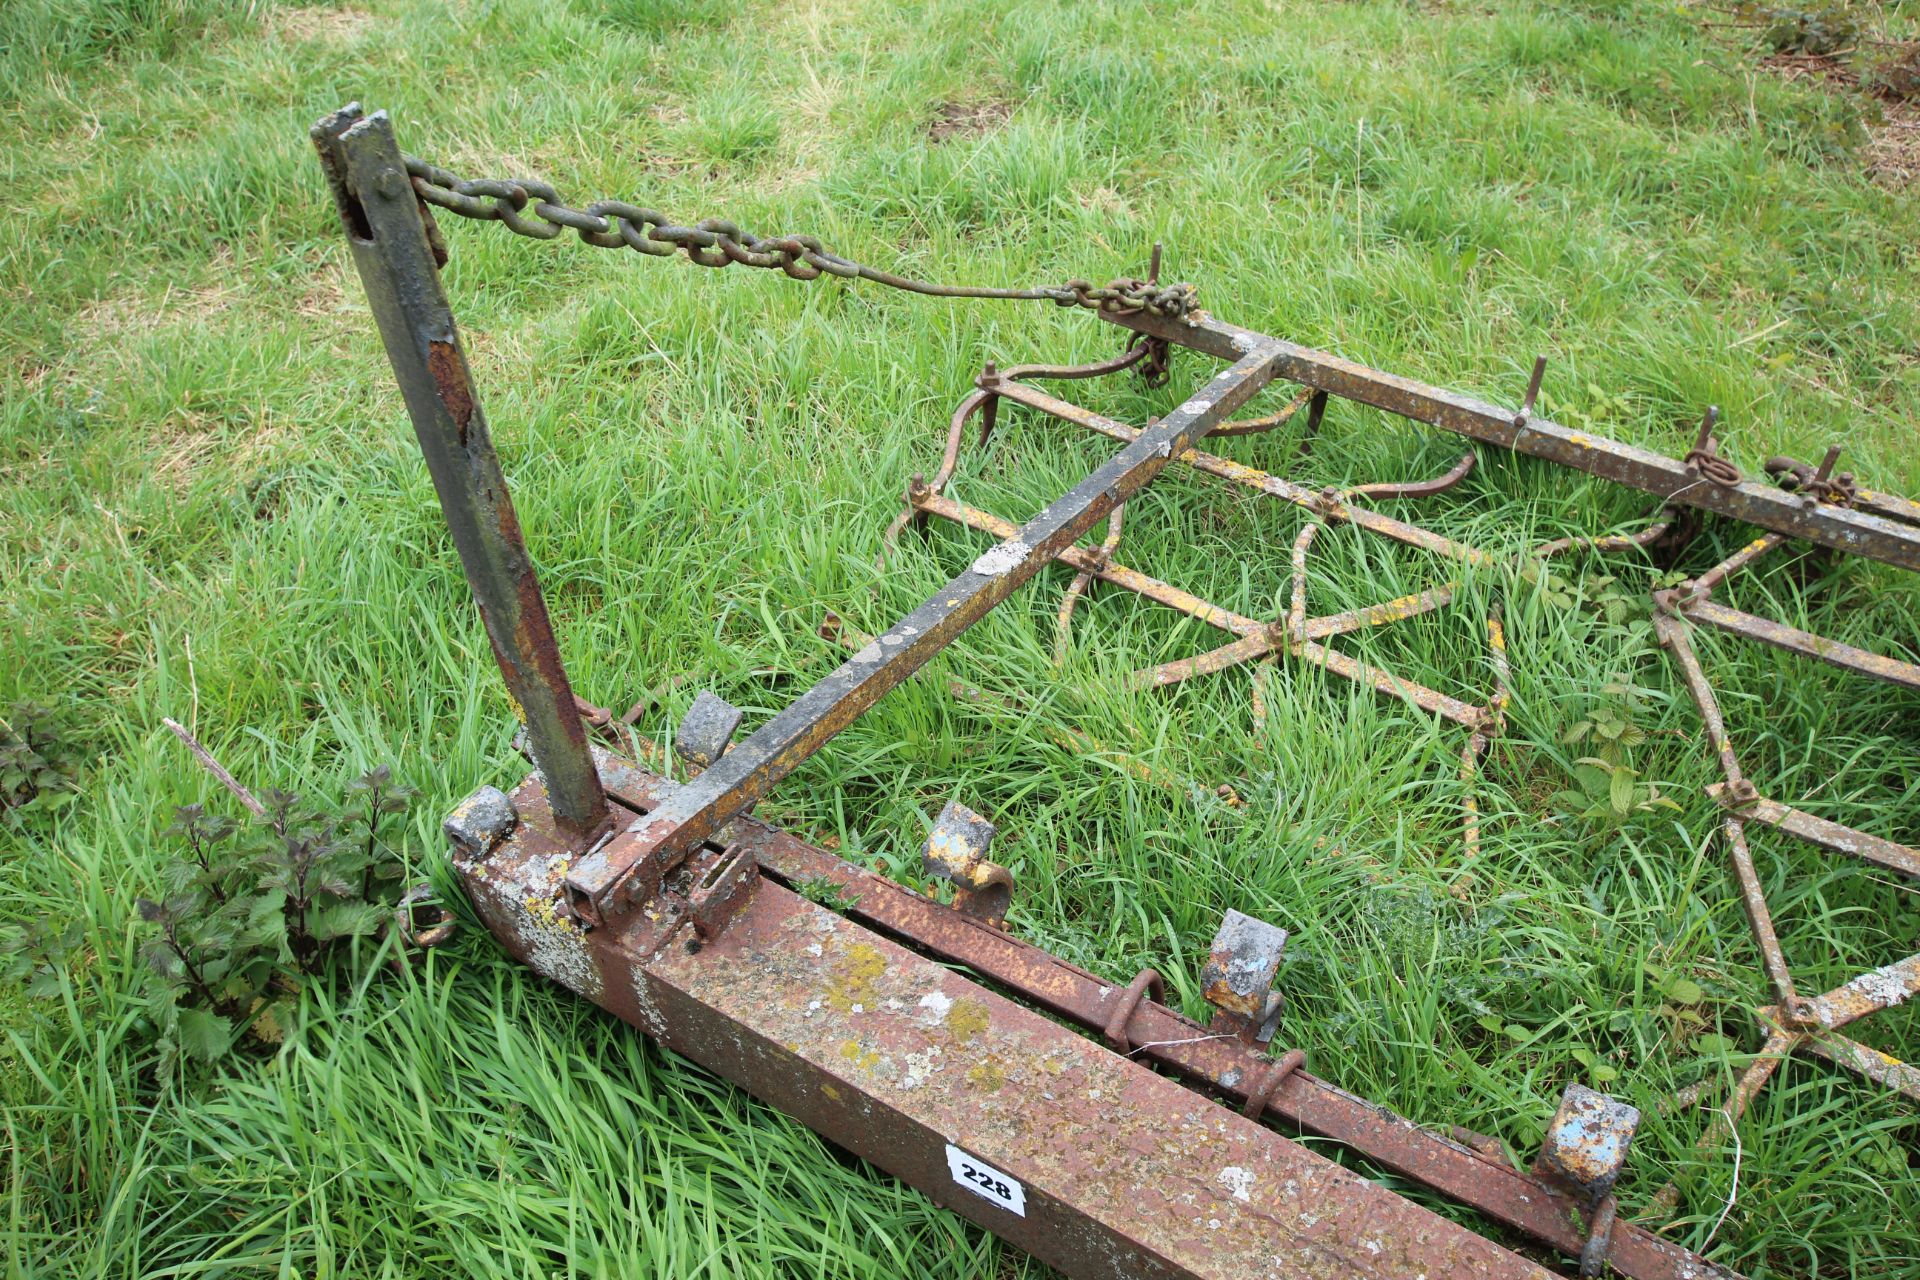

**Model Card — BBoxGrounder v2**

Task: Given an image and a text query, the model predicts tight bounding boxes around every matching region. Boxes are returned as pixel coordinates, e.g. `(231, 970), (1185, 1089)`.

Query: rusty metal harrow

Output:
(1644, 496), (1920, 1207)
(313, 103), (1918, 1280)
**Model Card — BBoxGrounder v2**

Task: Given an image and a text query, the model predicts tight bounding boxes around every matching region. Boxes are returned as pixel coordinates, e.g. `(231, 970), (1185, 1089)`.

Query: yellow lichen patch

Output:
(838, 1039), (882, 1073)
(965, 1057), (1008, 1092)
(944, 997), (992, 1044)
(826, 941), (887, 1012)
(822, 1083), (842, 1103)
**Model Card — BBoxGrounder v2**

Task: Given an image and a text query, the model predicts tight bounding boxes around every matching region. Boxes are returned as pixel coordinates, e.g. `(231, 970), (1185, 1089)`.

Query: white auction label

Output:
(944, 1143), (1027, 1217)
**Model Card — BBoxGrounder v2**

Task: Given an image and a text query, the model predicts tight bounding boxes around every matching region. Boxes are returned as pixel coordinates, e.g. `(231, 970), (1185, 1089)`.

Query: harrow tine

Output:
(1512, 354), (1547, 430)
(1053, 505), (1125, 666)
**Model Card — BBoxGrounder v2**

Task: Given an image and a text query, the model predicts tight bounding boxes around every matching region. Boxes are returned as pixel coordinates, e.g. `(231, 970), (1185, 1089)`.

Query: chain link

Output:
(1765, 455), (1857, 506)
(1682, 406), (1741, 488)
(1682, 443), (1741, 488)
(401, 156), (1199, 319)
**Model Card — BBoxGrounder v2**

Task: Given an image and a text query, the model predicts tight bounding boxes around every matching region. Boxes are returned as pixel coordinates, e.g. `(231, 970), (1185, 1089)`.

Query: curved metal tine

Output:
(1530, 511), (1675, 560)
(1459, 609), (1511, 864)
(886, 341), (1147, 563)
(1298, 389), (1328, 459)
(1209, 386), (1316, 438)
(1053, 504), (1126, 667)
(990, 342), (1153, 385)
(1288, 521), (1322, 648)
(1249, 660), (1273, 747)
(1343, 451), (1476, 501)
(880, 389), (992, 558)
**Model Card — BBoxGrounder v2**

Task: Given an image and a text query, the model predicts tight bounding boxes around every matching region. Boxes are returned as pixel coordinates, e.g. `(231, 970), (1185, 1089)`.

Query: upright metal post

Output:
(311, 105), (608, 843)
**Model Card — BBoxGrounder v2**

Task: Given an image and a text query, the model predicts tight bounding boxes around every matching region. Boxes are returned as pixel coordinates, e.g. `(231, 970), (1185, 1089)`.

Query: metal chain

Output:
(1765, 455), (1857, 506)
(1682, 443), (1741, 488)
(401, 156), (1199, 319)
(1682, 406), (1741, 488)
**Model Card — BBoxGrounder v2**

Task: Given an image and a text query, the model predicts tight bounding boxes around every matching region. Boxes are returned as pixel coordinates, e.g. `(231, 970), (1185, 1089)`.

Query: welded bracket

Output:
(1535, 1084), (1638, 1277)
(1200, 909), (1288, 1046)
(675, 691), (744, 773)
(920, 800), (1013, 928)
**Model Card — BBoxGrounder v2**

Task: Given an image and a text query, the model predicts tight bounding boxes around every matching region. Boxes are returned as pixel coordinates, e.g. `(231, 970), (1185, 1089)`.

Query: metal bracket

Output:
(920, 800), (1013, 928)
(1536, 1084), (1640, 1276)
(675, 691), (744, 774)
(1200, 909), (1288, 1046)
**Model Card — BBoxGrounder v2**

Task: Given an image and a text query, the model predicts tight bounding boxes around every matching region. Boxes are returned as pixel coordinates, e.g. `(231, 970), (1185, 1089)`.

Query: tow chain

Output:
(402, 156), (1199, 320)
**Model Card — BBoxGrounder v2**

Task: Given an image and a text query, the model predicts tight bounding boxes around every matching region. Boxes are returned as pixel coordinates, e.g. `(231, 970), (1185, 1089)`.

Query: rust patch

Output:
(427, 339), (476, 442)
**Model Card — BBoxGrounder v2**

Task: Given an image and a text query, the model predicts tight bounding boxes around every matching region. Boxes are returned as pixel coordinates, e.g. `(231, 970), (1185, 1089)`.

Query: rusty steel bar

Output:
(1103, 309), (1920, 573)
(1762, 953), (1920, 1104)
(1793, 1033), (1920, 1102)
(913, 490), (1486, 723)
(1793, 952), (1920, 1033)
(1651, 610), (1750, 792)
(1689, 534), (1786, 598)
(1679, 598), (1920, 691)
(987, 375), (1492, 566)
(1718, 815), (1802, 1010)
(463, 772), (1563, 1280)
(1288, 522), (1319, 646)
(1705, 787), (1920, 880)
(1053, 504), (1125, 664)
(565, 347), (1284, 926)
(1664, 1026), (1798, 1196)
(914, 491), (1267, 635)
(312, 106), (608, 842)
(566, 748), (1739, 1280)
(1460, 612), (1512, 864)
(1650, 520), (1920, 1167)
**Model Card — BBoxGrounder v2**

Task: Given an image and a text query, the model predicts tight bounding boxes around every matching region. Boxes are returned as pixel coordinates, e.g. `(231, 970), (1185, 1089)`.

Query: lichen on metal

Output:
(443, 783), (517, 857)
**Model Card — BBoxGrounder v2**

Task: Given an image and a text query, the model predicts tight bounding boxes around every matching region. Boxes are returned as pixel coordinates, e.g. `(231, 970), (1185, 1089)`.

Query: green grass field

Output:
(4, 0), (1919, 1275)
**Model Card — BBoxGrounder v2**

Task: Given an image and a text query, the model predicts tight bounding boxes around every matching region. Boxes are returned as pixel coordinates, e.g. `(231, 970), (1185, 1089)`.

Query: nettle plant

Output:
(1, 699), (81, 823)
(135, 767), (416, 1076)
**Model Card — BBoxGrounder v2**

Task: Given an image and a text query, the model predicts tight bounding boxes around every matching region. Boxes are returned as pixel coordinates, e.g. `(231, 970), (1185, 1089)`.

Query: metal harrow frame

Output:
(1646, 509), (1920, 1196)
(313, 103), (1920, 1280)
(879, 339), (1701, 858)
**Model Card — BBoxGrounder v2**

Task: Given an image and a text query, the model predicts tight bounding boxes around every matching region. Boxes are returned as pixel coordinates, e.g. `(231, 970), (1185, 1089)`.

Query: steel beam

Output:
(461, 753), (1743, 1280)
(1706, 786), (1920, 879)
(564, 346), (1284, 926)
(1104, 310), (1920, 573)
(313, 105), (608, 841)
(569, 745), (1738, 1280)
